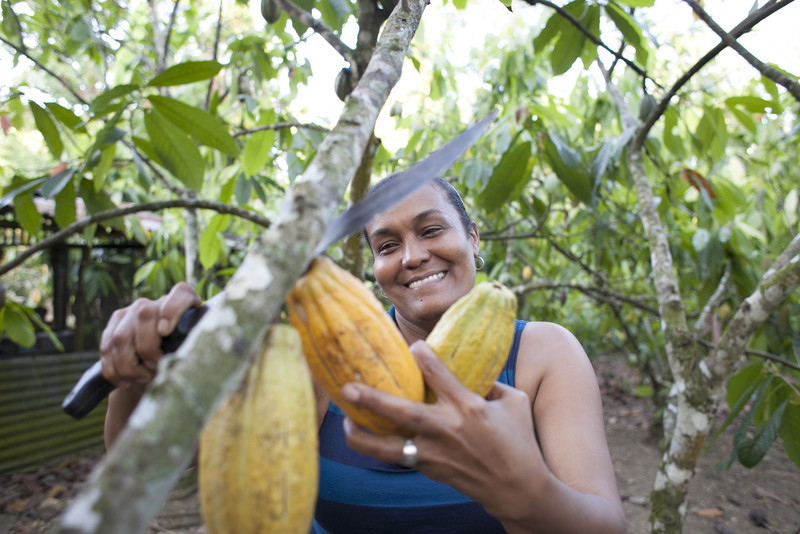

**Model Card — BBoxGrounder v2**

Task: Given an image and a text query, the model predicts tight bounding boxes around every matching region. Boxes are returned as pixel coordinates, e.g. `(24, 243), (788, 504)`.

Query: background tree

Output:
(1, 0), (798, 532)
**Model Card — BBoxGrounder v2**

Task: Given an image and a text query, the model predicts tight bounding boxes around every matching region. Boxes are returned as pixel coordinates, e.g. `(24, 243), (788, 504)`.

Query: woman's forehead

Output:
(367, 183), (453, 228)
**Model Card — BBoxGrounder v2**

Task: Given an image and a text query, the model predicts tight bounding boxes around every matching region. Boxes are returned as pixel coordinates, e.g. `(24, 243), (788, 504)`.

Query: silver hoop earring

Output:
(377, 286), (387, 299)
(475, 255), (485, 271)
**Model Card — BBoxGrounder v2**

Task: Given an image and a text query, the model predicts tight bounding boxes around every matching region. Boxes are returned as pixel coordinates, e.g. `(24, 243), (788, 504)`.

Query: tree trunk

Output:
(55, 2), (428, 532)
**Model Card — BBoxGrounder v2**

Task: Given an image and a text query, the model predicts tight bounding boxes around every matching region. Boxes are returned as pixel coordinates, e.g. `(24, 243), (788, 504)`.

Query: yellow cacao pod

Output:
(198, 324), (318, 534)
(425, 281), (517, 403)
(287, 256), (424, 437)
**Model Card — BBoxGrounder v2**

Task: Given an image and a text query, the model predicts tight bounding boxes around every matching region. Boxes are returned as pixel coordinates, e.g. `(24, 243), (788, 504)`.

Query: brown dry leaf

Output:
(45, 484), (69, 499)
(696, 508), (724, 518)
(9, 497), (32, 513)
(754, 486), (785, 504)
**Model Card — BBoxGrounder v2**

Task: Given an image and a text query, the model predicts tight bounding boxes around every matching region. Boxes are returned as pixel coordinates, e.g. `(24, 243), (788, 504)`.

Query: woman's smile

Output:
(407, 271), (447, 289)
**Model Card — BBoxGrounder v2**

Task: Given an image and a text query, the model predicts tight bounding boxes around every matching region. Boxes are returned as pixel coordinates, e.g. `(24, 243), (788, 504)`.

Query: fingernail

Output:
(157, 319), (169, 335)
(341, 383), (360, 402)
(342, 417), (355, 435)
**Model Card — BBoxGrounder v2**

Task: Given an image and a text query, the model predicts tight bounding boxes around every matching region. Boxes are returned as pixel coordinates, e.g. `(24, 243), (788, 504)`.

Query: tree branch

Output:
(163, 0), (182, 66)
(205, 0), (225, 110)
(693, 264), (730, 334)
(521, 0), (653, 83)
(633, 0), (793, 150)
(708, 250), (800, 386)
(274, 0), (360, 77)
(0, 35), (88, 106)
(0, 200), (272, 277)
(511, 279), (659, 315)
(233, 121), (329, 137)
(56, 2), (428, 532)
(684, 0), (800, 102)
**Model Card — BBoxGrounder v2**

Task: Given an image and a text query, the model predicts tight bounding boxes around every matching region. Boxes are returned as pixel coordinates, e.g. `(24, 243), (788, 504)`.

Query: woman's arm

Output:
(340, 327), (626, 534)
(100, 283), (202, 450)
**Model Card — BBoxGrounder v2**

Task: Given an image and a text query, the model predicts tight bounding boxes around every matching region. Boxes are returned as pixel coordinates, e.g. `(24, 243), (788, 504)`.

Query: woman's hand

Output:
(341, 340), (546, 525)
(99, 282), (202, 387)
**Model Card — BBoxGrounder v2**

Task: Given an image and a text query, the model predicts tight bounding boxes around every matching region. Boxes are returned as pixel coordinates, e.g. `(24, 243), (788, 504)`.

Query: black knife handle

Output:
(61, 305), (209, 419)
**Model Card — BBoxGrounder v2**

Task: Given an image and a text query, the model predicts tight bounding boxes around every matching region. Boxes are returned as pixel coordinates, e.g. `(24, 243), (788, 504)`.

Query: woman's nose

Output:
(401, 238), (429, 268)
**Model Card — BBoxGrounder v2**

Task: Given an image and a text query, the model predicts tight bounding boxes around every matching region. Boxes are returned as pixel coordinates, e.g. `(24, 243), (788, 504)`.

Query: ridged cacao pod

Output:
(260, 0), (282, 24)
(287, 256), (424, 437)
(198, 324), (318, 534)
(425, 281), (517, 402)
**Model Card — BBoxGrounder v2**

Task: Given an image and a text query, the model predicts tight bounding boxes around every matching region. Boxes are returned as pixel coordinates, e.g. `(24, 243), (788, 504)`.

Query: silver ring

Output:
(398, 439), (418, 468)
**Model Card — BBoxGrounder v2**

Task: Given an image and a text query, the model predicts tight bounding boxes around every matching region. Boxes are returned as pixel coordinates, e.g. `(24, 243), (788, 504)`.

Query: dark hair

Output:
(362, 175), (473, 249)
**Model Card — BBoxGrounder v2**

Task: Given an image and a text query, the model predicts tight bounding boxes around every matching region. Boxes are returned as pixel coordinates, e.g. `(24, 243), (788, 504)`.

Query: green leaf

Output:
(2, 304), (36, 348)
(54, 177), (77, 229)
(199, 214), (230, 270)
(477, 141), (532, 212)
(45, 102), (87, 133)
(144, 110), (205, 191)
(78, 178), (124, 232)
(542, 132), (594, 204)
(0, 177), (48, 207)
(243, 110), (277, 178)
(40, 167), (75, 198)
(148, 95), (239, 156)
(133, 260), (158, 287)
(93, 144), (117, 192)
(14, 192), (42, 235)
(726, 363), (763, 408)
(29, 102), (63, 159)
(90, 84), (139, 115)
(738, 398), (789, 468)
(778, 401), (800, 469)
(550, 26), (584, 75)
(604, 2), (649, 65)
(147, 60), (223, 87)
(725, 96), (773, 113)
(614, 0), (654, 7)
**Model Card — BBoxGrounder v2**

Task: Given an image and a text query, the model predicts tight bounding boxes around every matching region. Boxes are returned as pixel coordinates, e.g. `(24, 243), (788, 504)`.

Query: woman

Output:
(101, 178), (627, 533)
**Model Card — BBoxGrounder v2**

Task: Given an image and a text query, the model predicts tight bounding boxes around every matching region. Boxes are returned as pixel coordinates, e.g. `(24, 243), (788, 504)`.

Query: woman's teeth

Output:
(408, 272), (445, 289)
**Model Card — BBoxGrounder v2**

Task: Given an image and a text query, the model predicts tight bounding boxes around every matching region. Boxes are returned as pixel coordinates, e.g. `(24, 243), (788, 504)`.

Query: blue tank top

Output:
(311, 314), (528, 534)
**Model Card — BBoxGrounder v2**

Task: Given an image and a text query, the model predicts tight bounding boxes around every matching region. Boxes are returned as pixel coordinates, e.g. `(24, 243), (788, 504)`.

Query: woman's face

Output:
(365, 183), (479, 330)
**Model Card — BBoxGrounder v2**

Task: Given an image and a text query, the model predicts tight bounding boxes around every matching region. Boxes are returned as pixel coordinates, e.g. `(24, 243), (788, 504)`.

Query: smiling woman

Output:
(98, 175), (627, 533)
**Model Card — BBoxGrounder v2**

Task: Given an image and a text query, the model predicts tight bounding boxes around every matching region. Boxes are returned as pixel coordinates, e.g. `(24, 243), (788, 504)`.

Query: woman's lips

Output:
(407, 272), (446, 289)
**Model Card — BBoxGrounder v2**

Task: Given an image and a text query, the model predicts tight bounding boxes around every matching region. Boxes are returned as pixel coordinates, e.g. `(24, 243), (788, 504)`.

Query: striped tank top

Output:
(311, 314), (528, 534)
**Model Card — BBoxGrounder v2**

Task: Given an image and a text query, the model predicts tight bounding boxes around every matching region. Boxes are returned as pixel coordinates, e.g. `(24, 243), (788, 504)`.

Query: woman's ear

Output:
(469, 221), (480, 255)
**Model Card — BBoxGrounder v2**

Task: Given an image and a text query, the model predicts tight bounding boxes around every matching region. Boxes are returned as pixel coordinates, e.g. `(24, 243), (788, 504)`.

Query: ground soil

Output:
(1, 354), (798, 534)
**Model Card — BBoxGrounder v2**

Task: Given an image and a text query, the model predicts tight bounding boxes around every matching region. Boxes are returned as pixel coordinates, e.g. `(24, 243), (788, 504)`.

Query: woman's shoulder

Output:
(513, 321), (596, 397)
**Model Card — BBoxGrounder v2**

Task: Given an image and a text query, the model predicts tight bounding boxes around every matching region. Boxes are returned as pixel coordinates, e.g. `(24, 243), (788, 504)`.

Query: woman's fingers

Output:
(97, 283), (201, 386)
(409, 340), (474, 404)
(342, 416), (413, 465)
(156, 282), (202, 337)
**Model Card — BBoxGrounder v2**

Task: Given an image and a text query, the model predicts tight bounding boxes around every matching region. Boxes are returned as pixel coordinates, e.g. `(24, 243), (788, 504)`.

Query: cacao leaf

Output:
(477, 140), (532, 212)
(737, 398), (789, 468)
(147, 60), (223, 87)
(45, 102), (87, 133)
(2, 305), (36, 348)
(144, 110), (205, 191)
(40, 167), (75, 198)
(13, 192), (41, 235)
(199, 214), (230, 270)
(542, 132), (593, 205)
(29, 102), (63, 159)
(90, 84), (139, 115)
(778, 401), (800, 469)
(148, 95), (239, 156)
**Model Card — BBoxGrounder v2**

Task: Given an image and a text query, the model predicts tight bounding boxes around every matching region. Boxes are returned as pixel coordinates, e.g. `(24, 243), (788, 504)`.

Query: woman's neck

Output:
(394, 312), (437, 346)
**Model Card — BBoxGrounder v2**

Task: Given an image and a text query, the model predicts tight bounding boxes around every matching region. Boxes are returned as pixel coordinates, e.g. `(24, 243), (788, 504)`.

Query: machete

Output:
(61, 110), (498, 419)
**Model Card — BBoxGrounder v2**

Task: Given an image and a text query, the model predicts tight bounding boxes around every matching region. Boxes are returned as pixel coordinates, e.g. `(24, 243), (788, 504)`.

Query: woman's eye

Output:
(378, 242), (397, 254)
(422, 227), (443, 237)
